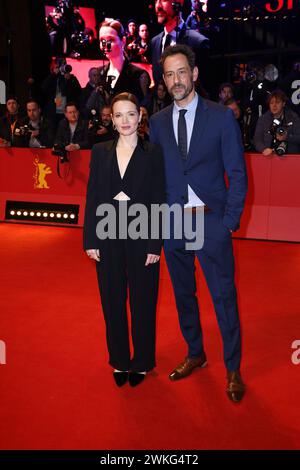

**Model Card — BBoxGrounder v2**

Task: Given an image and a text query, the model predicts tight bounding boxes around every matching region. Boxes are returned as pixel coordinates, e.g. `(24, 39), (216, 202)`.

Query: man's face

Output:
(65, 106), (79, 123)
(101, 107), (112, 127)
(139, 24), (149, 40)
(155, 0), (183, 25)
(89, 68), (101, 86)
(219, 86), (233, 103)
(128, 22), (136, 35)
(6, 99), (18, 115)
(227, 102), (241, 120)
(163, 53), (198, 102)
(27, 102), (41, 122)
(269, 98), (285, 116)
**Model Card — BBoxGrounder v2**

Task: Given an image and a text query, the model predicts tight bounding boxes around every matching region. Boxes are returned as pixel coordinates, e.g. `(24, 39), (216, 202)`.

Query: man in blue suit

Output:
(149, 45), (248, 402)
(151, 0), (209, 89)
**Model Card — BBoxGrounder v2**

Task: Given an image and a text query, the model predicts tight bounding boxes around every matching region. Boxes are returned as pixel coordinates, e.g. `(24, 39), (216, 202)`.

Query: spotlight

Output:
(50, 213), (55, 218)
(56, 213), (62, 218)
(30, 212), (35, 216)
(10, 210), (15, 215)
(17, 211), (21, 216)
(23, 211), (28, 216)
(36, 212), (41, 217)
(70, 214), (75, 220)
(63, 213), (69, 219)
(43, 212), (48, 217)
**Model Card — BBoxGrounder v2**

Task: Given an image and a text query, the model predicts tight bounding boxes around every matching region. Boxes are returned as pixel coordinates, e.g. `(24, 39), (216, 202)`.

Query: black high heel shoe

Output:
(129, 372), (146, 387)
(113, 371), (128, 387)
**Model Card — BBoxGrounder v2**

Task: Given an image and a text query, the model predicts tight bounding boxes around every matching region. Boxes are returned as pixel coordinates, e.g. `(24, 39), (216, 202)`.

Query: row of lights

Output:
(9, 210), (76, 220)
(218, 15), (292, 20)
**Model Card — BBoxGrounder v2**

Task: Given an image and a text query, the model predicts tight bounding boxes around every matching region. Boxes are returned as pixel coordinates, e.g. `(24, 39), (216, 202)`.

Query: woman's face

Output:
(112, 100), (140, 137)
(99, 26), (123, 59)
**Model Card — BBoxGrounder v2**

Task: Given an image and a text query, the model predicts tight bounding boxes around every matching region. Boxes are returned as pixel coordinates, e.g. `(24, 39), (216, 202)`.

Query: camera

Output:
(60, 64), (72, 75)
(245, 70), (257, 83)
(18, 124), (32, 136)
(101, 39), (112, 53)
(52, 143), (69, 163)
(89, 109), (101, 130)
(269, 118), (288, 156)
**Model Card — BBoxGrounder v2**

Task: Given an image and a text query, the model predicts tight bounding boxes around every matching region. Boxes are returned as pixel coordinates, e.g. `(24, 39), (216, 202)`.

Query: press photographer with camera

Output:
(42, 59), (82, 129)
(254, 90), (300, 156)
(17, 101), (55, 148)
(88, 105), (116, 146)
(0, 97), (24, 147)
(54, 102), (89, 158)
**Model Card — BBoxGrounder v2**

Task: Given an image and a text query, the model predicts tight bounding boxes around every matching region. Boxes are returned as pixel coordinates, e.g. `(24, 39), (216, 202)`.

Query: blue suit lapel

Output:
(187, 97), (209, 163)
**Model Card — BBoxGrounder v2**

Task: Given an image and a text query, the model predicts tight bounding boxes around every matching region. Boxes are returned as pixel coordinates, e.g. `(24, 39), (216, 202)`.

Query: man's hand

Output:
(31, 130), (39, 138)
(262, 147), (273, 156)
(275, 131), (287, 142)
(65, 143), (80, 152)
(96, 126), (108, 136)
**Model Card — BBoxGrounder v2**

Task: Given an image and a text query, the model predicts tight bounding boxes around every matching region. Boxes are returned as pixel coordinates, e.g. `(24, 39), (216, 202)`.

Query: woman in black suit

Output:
(84, 92), (165, 387)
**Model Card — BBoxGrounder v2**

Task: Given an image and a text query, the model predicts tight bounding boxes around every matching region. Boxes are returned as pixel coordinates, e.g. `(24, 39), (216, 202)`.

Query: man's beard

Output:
(170, 82), (193, 101)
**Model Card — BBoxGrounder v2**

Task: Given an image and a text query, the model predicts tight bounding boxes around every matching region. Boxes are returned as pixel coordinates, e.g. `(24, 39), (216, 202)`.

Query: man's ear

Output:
(193, 66), (199, 83)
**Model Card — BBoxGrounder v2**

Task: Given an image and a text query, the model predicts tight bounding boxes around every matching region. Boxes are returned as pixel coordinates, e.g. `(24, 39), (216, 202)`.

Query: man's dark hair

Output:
(219, 82), (234, 94)
(160, 44), (196, 72)
(267, 89), (288, 105)
(223, 98), (238, 106)
(26, 100), (41, 108)
(65, 102), (78, 111)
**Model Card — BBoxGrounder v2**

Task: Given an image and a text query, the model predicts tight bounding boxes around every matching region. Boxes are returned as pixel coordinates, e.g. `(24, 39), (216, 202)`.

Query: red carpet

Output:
(0, 223), (299, 450)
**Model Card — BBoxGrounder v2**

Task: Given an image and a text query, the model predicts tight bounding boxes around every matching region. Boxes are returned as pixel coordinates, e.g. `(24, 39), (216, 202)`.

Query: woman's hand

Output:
(145, 254), (160, 266)
(86, 249), (100, 262)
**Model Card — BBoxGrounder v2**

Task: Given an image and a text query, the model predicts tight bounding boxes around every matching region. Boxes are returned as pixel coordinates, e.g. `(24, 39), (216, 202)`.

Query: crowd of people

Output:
(1, 0), (300, 155)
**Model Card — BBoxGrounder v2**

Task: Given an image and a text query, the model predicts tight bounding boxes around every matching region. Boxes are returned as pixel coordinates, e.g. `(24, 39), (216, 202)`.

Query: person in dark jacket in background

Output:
(54, 102), (89, 151)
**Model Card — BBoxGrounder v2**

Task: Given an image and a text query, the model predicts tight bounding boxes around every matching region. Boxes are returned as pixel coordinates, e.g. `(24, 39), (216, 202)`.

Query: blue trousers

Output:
(164, 211), (241, 372)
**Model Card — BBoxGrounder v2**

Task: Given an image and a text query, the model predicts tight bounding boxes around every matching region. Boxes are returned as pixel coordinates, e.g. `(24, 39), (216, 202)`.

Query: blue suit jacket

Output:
(149, 97), (247, 232)
(151, 25), (209, 86)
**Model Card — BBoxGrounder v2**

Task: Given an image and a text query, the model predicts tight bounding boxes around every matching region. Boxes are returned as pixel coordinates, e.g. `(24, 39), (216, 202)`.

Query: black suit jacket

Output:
(151, 24), (209, 86)
(83, 138), (165, 254)
(54, 117), (89, 149)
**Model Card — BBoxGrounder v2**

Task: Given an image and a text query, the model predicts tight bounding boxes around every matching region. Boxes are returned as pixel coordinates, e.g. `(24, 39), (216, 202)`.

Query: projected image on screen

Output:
(45, 0), (100, 59)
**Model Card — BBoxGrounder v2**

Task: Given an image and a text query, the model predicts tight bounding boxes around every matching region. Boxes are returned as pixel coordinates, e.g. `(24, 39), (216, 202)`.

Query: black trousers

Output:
(96, 237), (160, 372)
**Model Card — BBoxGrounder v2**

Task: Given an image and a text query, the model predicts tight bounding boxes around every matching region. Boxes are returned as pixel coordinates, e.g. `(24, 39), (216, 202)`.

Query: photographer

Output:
(18, 101), (55, 148)
(54, 102), (89, 153)
(42, 59), (82, 129)
(88, 105), (116, 146)
(254, 90), (300, 156)
(0, 96), (24, 147)
(127, 24), (151, 64)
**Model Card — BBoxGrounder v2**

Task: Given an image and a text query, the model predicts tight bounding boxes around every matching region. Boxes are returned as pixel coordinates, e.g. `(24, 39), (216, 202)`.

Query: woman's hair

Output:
(99, 18), (125, 39)
(111, 92), (140, 113)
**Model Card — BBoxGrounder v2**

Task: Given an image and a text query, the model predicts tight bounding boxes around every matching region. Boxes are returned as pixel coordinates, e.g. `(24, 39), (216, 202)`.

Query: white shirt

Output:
(172, 93), (205, 208)
(162, 19), (185, 51)
(107, 63), (120, 90)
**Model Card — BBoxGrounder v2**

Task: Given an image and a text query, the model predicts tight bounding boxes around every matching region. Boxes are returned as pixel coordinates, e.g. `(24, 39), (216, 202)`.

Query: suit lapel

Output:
(187, 97), (208, 163)
(130, 139), (149, 200)
(100, 139), (116, 201)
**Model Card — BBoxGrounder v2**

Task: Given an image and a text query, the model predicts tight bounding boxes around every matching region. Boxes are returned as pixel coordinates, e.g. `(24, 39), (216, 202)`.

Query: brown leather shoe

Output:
(169, 353), (207, 381)
(226, 370), (245, 403)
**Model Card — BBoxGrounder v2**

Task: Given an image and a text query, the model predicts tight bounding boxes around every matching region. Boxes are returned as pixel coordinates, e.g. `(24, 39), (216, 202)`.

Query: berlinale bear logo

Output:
(34, 157), (52, 189)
